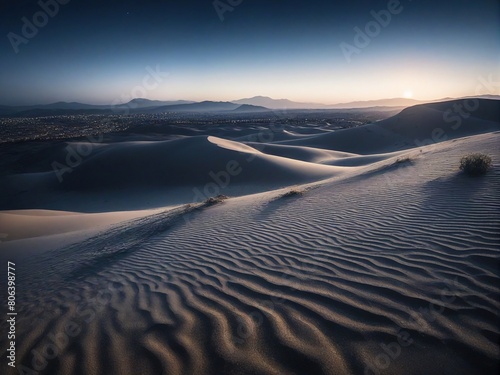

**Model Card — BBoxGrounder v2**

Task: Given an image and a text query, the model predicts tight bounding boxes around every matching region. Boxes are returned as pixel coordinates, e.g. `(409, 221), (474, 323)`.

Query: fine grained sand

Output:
(0, 100), (499, 375)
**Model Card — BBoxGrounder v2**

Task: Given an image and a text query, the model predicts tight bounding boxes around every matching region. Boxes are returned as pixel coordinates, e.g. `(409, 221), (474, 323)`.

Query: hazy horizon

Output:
(1, 0), (498, 106)
(2, 94), (493, 108)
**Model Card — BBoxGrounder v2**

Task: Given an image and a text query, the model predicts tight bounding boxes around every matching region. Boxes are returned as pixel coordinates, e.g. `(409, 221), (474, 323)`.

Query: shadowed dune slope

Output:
(0, 136), (339, 211)
(58, 136), (337, 190)
(279, 99), (500, 154)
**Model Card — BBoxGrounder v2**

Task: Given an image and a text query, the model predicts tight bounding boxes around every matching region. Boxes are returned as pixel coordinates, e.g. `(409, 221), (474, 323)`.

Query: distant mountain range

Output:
(233, 96), (327, 110)
(0, 100), (262, 117)
(116, 98), (195, 109)
(328, 98), (423, 109)
(146, 101), (241, 113)
(235, 95), (500, 109)
(1, 95), (498, 117)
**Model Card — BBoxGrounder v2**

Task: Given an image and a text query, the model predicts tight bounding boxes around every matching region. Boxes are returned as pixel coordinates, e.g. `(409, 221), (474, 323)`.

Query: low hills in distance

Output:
(0, 95), (498, 118)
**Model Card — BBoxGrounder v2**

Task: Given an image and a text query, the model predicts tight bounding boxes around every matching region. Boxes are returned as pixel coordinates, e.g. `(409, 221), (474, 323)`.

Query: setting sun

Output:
(403, 90), (413, 99)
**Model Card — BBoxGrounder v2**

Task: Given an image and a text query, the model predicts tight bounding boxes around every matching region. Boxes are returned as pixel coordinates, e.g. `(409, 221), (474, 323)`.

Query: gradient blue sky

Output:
(0, 0), (498, 105)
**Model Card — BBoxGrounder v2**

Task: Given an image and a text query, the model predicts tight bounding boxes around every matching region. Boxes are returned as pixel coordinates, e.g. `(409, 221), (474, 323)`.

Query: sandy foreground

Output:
(0, 100), (499, 374)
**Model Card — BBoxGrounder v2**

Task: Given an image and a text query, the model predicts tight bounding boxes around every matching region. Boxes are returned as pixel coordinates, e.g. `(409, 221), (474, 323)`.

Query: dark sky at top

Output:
(0, 0), (498, 105)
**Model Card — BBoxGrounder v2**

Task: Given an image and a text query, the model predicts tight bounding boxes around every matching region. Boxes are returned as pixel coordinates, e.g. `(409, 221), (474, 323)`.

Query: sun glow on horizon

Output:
(403, 90), (413, 99)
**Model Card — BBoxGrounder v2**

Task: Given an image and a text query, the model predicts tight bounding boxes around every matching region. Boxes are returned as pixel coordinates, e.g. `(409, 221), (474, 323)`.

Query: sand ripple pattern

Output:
(1, 134), (499, 375)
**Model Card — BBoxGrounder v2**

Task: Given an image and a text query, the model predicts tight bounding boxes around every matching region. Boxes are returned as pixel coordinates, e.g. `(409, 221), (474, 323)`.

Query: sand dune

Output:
(0, 136), (339, 212)
(0, 100), (499, 375)
(0, 208), (168, 241)
(244, 142), (359, 164)
(234, 128), (322, 143)
(279, 99), (500, 153)
(56, 136), (337, 190)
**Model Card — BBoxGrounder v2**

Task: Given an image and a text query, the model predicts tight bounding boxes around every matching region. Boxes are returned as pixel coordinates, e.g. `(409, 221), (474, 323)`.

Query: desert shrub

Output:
(394, 156), (412, 164)
(280, 189), (304, 198)
(204, 194), (228, 205)
(459, 153), (492, 176)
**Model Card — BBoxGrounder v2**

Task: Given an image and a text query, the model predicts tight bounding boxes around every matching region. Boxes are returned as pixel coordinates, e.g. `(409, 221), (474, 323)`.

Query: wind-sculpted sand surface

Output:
(0, 100), (499, 374)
